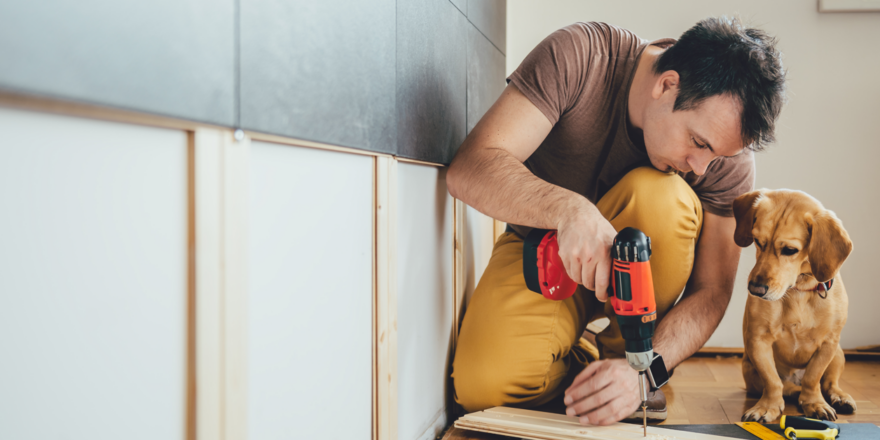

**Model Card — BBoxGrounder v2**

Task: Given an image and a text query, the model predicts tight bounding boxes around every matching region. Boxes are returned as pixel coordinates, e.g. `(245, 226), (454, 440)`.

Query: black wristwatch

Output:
(646, 353), (669, 391)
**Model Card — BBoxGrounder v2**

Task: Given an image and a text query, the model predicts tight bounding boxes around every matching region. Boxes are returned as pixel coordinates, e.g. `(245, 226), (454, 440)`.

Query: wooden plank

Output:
(455, 407), (739, 440)
(397, 157), (444, 167)
(375, 156), (398, 440)
(452, 198), (467, 419)
(682, 393), (730, 424)
(453, 199), (467, 348)
(193, 128), (250, 440)
(246, 130), (392, 160)
(697, 346), (880, 360)
(194, 128), (224, 440)
(186, 132), (197, 440)
(222, 131), (249, 440)
(0, 89), (226, 133)
(493, 219), (506, 244)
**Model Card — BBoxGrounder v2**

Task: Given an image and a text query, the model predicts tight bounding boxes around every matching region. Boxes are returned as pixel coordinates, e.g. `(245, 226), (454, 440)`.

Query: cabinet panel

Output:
(396, 162), (454, 440)
(0, 108), (188, 440)
(248, 141), (373, 439)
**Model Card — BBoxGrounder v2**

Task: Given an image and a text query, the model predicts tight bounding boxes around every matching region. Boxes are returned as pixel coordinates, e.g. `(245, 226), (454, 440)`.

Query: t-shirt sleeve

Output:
(507, 22), (636, 126)
(684, 151), (756, 217)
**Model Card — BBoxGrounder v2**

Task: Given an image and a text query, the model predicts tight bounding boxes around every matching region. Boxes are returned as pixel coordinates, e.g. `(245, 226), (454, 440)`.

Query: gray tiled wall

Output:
(240, 0), (397, 154)
(0, 0), (506, 164)
(396, 0), (468, 164)
(0, 0), (236, 126)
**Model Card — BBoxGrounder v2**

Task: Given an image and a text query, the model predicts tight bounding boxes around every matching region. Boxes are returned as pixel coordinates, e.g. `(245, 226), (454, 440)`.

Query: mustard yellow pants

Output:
(452, 167), (703, 412)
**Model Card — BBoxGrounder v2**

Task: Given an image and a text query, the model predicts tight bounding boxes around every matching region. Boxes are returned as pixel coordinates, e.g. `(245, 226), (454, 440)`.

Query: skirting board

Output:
(454, 407), (738, 440)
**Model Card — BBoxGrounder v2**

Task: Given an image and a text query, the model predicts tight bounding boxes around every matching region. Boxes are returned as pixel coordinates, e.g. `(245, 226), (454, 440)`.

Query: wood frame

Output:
(375, 156), (399, 440)
(193, 128), (249, 440)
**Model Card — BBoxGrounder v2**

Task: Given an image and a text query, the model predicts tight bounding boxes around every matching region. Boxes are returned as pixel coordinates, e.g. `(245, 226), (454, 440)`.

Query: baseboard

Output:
(697, 346), (880, 359)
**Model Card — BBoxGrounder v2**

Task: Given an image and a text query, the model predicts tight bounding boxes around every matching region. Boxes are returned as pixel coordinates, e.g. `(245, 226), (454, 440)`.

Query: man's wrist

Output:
(555, 198), (597, 230)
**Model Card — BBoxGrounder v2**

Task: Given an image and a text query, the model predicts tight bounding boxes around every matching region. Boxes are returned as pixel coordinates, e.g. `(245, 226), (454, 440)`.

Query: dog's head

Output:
(732, 189), (852, 301)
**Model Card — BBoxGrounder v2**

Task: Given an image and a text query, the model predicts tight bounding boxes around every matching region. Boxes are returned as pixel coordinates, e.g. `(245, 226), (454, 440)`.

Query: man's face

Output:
(642, 84), (745, 175)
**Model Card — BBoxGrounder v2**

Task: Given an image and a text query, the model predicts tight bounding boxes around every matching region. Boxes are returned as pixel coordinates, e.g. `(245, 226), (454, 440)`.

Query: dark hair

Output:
(654, 16), (786, 151)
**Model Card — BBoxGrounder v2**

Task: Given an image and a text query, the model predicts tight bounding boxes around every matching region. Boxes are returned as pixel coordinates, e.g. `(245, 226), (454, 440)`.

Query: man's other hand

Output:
(563, 359), (642, 425)
(556, 207), (616, 301)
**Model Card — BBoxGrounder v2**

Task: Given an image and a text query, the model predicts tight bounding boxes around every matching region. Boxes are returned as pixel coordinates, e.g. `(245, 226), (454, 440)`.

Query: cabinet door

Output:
(396, 162), (454, 440)
(248, 141), (373, 440)
(0, 108), (188, 440)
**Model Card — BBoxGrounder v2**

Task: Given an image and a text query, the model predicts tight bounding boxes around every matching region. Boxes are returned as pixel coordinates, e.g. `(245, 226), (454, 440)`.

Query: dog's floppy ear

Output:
(807, 210), (852, 282)
(732, 190), (763, 247)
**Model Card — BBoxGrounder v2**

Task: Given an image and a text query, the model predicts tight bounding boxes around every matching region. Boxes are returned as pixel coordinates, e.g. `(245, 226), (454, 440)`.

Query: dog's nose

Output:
(748, 281), (768, 297)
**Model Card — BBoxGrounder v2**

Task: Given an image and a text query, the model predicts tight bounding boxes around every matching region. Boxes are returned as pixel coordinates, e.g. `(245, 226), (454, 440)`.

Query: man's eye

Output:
(781, 247), (799, 256)
(692, 137), (707, 149)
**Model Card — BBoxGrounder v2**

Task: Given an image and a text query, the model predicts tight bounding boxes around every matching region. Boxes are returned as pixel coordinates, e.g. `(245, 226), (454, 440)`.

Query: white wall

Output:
(508, 0), (880, 348)
(0, 107), (188, 439)
(247, 141), (373, 439)
(397, 163), (454, 440)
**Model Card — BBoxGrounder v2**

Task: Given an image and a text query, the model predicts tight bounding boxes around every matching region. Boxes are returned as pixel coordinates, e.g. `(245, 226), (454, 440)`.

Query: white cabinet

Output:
(0, 108), (188, 440)
(247, 141), (373, 440)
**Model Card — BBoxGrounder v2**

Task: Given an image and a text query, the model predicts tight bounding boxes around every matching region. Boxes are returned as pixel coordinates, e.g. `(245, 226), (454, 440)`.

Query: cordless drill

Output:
(524, 227), (658, 434)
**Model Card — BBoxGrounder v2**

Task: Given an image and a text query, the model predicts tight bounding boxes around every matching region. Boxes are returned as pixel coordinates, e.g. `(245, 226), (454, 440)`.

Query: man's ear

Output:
(652, 70), (680, 100)
(807, 210), (853, 283)
(732, 190), (763, 247)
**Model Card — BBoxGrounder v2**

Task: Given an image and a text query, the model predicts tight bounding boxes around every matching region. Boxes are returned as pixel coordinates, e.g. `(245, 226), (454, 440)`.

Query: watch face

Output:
(646, 354), (669, 390)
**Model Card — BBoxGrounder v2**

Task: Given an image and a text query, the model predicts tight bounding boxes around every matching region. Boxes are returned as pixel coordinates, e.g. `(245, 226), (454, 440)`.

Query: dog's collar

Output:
(812, 279), (834, 299)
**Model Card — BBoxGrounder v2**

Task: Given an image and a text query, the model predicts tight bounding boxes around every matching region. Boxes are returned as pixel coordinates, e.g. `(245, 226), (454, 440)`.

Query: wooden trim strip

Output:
(397, 157), (444, 167)
(222, 131), (249, 440)
(696, 346), (880, 359)
(375, 156), (398, 440)
(194, 128), (224, 440)
(0, 90), (227, 132)
(186, 132), (197, 440)
(245, 130), (393, 159)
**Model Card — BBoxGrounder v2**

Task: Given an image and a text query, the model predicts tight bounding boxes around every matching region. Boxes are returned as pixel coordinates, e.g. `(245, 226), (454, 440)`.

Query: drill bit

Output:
(638, 371), (648, 437)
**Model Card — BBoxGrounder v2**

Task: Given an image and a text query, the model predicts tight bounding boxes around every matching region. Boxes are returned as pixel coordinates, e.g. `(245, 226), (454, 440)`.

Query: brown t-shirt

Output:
(507, 22), (755, 232)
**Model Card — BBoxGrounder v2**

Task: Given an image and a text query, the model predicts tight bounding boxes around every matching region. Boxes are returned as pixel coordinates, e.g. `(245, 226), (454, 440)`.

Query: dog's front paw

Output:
(742, 398), (784, 423)
(801, 399), (837, 421)
(827, 390), (857, 415)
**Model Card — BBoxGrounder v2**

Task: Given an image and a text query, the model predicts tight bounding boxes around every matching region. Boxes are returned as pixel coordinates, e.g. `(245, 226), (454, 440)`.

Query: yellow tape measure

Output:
(736, 422), (787, 440)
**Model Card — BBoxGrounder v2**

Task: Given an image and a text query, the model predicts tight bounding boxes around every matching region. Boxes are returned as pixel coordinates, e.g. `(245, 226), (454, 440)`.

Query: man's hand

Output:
(556, 206), (617, 301)
(563, 359), (642, 425)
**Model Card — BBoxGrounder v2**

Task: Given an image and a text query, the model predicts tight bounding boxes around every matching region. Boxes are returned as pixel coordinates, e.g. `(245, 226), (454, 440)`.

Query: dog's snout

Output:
(748, 281), (768, 297)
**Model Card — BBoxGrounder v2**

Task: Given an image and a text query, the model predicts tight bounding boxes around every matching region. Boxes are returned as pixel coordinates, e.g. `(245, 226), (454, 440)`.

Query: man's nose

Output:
(687, 152), (713, 176)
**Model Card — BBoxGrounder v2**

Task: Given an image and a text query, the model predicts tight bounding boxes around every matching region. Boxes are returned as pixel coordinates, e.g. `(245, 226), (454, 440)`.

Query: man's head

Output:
(641, 16), (786, 175)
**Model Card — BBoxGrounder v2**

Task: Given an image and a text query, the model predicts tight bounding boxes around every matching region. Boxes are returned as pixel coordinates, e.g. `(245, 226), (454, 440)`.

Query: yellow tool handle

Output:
(783, 426), (838, 440)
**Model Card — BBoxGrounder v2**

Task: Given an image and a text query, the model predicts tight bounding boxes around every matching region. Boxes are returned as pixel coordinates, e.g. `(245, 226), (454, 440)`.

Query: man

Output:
(447, 18), (785, 425)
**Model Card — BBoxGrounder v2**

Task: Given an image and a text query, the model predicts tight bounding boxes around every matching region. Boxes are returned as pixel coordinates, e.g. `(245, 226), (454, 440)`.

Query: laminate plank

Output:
(682, 393), (730, 424)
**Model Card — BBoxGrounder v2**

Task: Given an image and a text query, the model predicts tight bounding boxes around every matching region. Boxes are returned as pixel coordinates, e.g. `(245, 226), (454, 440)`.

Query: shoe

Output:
(622, 388), (667, 423)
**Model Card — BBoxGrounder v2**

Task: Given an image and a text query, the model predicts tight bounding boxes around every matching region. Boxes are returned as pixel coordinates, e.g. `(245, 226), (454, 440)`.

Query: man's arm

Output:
(448, 83), (618, 294)
(652, 211), (741, 368)
(448, 83), (570, 228)
(563, 211), (741, 425)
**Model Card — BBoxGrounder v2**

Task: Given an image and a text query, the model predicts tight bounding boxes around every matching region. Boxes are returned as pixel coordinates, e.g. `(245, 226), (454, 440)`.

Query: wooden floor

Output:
(441, 355), (880, 440)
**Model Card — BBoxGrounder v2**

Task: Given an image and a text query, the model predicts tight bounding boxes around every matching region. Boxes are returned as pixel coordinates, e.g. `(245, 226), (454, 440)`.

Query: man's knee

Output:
(600, 167), (703, 239)
(452, 348), (560, 412)
(619, 167), (700, 217)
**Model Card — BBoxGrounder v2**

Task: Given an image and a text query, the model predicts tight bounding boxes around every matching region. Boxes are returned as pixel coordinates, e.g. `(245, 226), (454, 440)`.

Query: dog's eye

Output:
(754, 239), (763, 249)
(781, 247), (799, 256)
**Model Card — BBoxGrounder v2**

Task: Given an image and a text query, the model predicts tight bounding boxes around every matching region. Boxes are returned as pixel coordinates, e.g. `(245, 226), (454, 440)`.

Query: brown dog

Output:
(732, 189), (856, 422)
